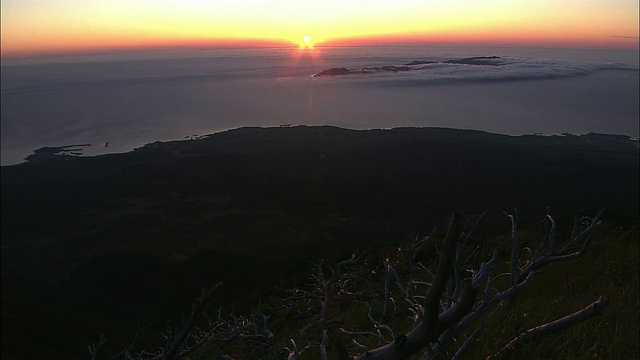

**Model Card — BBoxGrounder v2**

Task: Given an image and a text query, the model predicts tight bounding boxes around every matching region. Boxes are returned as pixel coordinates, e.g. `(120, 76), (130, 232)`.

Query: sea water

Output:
(1, 46), (638, 165)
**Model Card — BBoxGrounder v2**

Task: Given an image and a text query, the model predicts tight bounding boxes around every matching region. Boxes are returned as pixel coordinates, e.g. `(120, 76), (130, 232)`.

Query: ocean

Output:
(1, 45), (638, 165)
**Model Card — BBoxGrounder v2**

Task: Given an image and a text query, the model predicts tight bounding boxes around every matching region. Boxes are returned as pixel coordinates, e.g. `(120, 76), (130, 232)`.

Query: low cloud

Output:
(314, 56), (638, 86)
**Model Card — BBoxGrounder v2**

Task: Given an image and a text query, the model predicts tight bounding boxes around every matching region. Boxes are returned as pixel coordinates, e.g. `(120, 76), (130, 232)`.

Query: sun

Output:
(299, 35), (315, 49)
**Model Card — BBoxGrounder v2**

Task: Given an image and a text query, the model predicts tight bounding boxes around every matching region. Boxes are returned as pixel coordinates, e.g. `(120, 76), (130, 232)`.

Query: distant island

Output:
(314, 56), (505, 76)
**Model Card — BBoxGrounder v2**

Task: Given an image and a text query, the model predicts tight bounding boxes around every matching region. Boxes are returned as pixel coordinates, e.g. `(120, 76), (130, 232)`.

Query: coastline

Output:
(4, 124), (639, 167)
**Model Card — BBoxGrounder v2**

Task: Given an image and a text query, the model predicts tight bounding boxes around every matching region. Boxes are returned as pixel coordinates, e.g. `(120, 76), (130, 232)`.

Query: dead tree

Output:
(98, 209), (608, 360)
(91, 282), (223, 360)
(214, 303), (276, 354)
(157, 282), (224, 360)
(346, 210), (608, 360)
(351, 214), (478, 360)
(297, 253), (364, 334)
(487, 296), (609, 359)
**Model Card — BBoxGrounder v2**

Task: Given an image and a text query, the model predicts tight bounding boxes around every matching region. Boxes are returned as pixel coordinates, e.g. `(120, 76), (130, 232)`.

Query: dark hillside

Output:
(1, 126), (638, 358)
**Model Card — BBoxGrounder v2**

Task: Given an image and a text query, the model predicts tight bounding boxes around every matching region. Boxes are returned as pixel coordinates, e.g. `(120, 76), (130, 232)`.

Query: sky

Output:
(1, 0), (638, 58)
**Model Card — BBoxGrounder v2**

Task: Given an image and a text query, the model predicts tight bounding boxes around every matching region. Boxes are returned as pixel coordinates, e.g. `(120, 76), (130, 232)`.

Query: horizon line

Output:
(3, 36), (639, 61)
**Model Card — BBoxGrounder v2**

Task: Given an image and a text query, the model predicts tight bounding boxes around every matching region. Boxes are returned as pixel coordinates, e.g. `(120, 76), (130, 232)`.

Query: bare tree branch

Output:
(488, 296), (609, 359)
(158, 282), (223, 360)
(353, 214), (471, 360)
(104, 209), (609, 360)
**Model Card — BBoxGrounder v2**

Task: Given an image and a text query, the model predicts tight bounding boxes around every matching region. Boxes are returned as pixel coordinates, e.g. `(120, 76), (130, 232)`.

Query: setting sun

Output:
(299, 35), (314, 49)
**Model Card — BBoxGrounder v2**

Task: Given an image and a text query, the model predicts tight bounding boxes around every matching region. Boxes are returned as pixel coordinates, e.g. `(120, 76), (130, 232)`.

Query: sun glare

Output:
(300, 35), (314, 49)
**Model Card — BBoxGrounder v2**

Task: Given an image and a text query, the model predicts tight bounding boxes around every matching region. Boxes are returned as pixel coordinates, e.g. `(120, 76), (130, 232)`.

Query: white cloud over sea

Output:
(312, 56), (639, 85)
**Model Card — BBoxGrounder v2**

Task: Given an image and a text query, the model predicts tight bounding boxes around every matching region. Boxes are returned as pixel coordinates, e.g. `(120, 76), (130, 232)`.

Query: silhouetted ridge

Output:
(314, 67), (351, 76)
(444, 56), (504, 66)
(25, 144), (91, 163)
(405, 60), (438, 66)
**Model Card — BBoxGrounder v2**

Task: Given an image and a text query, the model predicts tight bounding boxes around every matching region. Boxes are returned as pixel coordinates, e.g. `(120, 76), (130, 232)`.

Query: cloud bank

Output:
(312, 56), (638, 85)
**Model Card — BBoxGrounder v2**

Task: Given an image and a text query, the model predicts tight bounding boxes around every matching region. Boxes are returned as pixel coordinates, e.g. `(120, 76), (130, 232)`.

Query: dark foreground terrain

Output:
(1, 126), (638, 359)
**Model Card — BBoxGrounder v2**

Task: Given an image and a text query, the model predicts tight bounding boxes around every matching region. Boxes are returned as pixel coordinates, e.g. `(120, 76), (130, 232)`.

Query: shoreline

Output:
(3, 125), (638, 167)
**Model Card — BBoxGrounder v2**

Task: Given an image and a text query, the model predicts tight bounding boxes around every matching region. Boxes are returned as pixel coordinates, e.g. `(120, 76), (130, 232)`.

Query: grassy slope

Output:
(470, 223), (639, 359)
(196, 222), (638, 359)
(1, 126), (638, 358)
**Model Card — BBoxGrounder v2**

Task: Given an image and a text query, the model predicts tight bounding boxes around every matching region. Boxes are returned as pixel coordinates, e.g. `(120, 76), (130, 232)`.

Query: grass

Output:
(467, 222), (639, 359)
(188, 220), (639, 360)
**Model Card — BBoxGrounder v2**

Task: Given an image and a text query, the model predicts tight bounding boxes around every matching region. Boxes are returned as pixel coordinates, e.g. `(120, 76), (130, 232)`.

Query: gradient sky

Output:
(2, 0), (638, 58)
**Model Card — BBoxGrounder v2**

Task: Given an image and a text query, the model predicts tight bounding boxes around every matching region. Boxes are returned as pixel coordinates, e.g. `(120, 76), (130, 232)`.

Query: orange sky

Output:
(2, 0), (638, 58)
